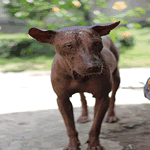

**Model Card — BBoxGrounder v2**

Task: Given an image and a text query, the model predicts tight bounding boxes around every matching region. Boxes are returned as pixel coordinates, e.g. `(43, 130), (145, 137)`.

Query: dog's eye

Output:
(64, 44), (72, 48)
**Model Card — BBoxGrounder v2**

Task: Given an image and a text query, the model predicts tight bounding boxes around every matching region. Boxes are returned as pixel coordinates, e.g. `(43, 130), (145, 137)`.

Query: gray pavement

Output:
(1, 68), (150, 150)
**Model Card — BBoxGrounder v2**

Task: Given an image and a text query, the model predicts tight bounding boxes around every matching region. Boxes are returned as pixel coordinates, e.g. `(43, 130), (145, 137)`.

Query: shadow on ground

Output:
(0, 103), (150, 150)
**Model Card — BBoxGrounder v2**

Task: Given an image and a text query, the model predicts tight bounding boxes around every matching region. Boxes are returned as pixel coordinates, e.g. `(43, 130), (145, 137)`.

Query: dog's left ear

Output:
(91, 21), (120, 36)
(28, 28), (56, 44)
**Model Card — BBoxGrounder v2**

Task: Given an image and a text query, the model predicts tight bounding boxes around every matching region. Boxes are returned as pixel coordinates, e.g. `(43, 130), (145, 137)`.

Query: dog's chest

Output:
(68, 74), (110, 94)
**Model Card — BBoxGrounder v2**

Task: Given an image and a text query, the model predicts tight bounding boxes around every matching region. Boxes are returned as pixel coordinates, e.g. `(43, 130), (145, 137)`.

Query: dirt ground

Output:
(1, 68), (150, 149)
(0, 103), (150, 150)
(102, 103), (150, 150)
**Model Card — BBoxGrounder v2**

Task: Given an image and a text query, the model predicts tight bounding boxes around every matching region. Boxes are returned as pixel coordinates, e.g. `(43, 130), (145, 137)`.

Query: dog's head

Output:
(28, 21), (120, 81)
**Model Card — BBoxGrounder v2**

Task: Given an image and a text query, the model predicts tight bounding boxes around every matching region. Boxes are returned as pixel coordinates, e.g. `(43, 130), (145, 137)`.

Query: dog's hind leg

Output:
(105, 66), (120, 123)
(77, 92), (91, 123)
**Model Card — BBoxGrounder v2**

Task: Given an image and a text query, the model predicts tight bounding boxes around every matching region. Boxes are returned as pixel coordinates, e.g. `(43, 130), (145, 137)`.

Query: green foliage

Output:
(134, 23), (142, 29)
(2, 0), (148, 29)
(0, 27), (150, 71)
(136, 7), (146, 14)
(109, 32), (118, 42)
(1, 0), (149, 59)
(0, 39), (20, 58)
(0, 38), (55, 58)
(118, 36), (135, 48)
(123, 7), (146, 18)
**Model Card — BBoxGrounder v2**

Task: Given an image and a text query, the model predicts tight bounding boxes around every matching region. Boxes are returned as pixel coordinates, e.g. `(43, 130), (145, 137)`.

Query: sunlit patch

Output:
(26, 0), (34, 3)
(121, 32), (131, 38)
(52, 7), (60, 12)
(2, 0), (10, 4)
(15, 12), (21, 17)
(112, 2), (127, 10)
(111, 19), (118, 22)
(72, 1), (81, 7)
(59, 1), (65, 5)
(136, 7), (142, 11)
(93, 10), (100, 15)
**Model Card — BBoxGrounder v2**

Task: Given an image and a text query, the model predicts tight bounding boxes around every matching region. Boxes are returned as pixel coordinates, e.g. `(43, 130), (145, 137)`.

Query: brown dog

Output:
(28, 21), (120, 150)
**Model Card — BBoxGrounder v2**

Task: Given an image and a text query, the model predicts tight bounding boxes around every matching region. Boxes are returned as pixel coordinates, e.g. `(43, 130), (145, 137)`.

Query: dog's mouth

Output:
(73, 70), (102, 82)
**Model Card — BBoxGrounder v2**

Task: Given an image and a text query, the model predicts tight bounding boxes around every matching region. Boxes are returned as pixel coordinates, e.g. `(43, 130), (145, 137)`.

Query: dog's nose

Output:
(87, 66), (101, 73)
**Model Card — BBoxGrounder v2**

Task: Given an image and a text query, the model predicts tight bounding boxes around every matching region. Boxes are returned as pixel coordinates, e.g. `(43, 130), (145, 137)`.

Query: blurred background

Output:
(0, 0), (150, 72)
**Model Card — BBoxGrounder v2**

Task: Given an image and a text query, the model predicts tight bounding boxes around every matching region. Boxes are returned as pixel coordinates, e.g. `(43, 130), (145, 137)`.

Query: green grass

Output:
(0, 27), (150, 72)
(0, 55), (54, 72)
(118, 27), (150, 68)
(0, 33), (32, 40)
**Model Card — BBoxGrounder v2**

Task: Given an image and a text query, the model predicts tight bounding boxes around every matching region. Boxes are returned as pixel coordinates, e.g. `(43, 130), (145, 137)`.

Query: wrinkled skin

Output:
(28, 21), (121, 150)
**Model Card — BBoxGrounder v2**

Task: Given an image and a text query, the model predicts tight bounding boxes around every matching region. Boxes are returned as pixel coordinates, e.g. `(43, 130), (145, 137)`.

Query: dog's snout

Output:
(87, 66), (102, 73)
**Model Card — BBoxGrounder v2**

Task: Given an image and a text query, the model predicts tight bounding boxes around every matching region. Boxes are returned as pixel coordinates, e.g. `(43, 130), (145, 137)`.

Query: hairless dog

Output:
(28, 21), (121, 150)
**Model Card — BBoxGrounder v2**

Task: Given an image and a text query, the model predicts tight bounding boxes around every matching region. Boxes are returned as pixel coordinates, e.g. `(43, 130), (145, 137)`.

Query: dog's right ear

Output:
(28, 28), (56, 44)
(91, 21), (120, 36)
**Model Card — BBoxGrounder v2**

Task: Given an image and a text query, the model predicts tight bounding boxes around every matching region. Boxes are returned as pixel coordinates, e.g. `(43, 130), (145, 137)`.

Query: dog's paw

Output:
(77, 116), (91, 123)
(63, 140), (81, 150)
(85, 140), (105, 150)
(105, 115), (119, 123)
(87, 146), (105, 150)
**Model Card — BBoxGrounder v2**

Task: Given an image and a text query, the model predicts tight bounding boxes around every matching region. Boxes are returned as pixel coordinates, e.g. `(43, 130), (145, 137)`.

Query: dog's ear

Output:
(28, 28), (56, 44)
(91, 21), (120, 36)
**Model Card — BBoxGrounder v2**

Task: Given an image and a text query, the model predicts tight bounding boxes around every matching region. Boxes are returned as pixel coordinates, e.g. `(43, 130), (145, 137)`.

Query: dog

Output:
(28, 21), (120, 150)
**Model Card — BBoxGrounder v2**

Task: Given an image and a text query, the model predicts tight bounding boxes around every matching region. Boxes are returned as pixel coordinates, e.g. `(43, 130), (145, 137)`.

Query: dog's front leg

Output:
(87, 95), (109, 150)
(57, 97), (81, 150)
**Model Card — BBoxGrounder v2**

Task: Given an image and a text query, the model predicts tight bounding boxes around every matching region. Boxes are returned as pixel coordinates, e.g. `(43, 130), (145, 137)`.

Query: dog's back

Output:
(102, 35), (119, 63)
(99, 35), (119, 75)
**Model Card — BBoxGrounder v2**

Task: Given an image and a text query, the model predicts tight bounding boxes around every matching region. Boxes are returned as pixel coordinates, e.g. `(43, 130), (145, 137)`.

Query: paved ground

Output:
(0, 68), (150, 150)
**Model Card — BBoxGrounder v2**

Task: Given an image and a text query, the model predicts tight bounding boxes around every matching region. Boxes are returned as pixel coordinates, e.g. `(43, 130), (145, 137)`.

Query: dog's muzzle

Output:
(73, 66), (103, 82)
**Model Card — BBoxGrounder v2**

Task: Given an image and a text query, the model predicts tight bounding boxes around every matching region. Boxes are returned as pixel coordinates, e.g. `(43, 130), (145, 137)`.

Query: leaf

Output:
(134, 23), (142, 29)
(109, 32), (118, 42)
(84, 5), (90, 10)
(136, 7), (146, 14)
(20, 0), (27, 5)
